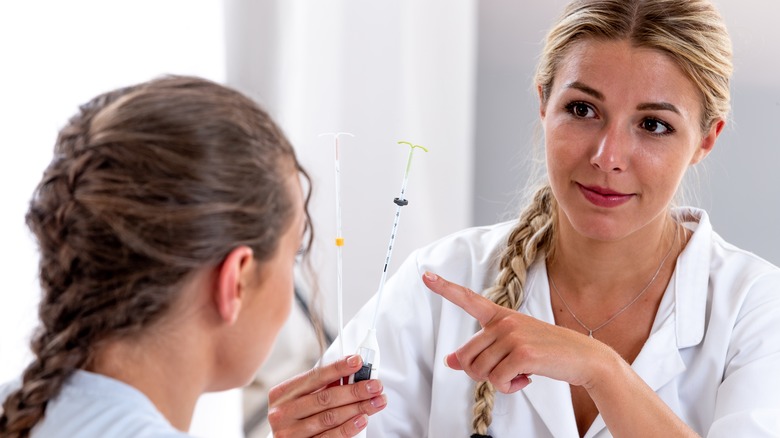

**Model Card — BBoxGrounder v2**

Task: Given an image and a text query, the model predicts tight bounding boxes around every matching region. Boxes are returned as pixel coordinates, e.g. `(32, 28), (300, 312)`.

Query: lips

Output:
(577, 183), (634, 208)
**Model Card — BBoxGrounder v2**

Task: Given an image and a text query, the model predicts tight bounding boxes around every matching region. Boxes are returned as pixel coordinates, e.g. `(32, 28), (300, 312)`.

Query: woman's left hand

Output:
(422, 271), (612, 394)
(266, 355), (387, 437)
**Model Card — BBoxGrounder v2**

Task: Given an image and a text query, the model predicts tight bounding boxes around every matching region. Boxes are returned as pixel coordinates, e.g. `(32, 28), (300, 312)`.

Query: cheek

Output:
(245, 277), (294, 377)
(545, 124), (586, 177)
(545, 114), (591, 152)
(634, 147), (689, 195)
(272, 270), (296, 327)
(280, 282), (294, 323)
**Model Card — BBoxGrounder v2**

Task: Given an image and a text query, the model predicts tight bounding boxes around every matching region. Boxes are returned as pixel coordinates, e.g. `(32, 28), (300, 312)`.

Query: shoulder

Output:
(0, 377), (21, 419)
(380, 222), (516, 302)
(392, 221), (516, 294)
(677, 207), (779, 280)
(710, 233), (780, 329)
(32, 371), (191, 438)
(378, 220), (516, 318)
(0, 377), (21, 404)
(710, 232), (780, 294)
(678, 207), (780, 318)
(412, 220), (515, 271)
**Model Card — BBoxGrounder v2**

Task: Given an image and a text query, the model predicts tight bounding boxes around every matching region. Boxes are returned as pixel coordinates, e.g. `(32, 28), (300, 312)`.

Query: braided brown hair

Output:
(0, 75), (310, 437)
(471, 0), (732, 435)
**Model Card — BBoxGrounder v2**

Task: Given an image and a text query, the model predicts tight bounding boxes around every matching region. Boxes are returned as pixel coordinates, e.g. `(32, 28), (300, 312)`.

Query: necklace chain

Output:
(549, 230), (678, 338)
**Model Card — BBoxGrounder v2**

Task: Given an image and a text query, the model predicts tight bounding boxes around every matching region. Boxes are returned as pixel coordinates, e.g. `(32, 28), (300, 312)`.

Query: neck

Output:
(549, 213), (681, 302)
(88, 323), (209, 432)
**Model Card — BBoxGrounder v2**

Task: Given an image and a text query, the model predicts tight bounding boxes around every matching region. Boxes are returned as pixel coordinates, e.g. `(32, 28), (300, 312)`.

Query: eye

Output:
(295, 245), (308, 263)
(565, 101), (597, 119)
(640, 118), (675, 136)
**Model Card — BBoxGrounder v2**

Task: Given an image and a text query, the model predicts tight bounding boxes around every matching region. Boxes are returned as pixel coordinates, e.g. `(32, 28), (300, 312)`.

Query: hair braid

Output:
(1, 326), (89, 437)
(0, 112), (110, 437)
(0, 89), (165, 436)
(471, 185), (557, 437)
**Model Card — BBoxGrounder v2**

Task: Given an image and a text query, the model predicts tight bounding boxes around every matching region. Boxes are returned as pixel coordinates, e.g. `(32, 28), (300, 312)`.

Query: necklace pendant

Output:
(588, 330), (593, 338)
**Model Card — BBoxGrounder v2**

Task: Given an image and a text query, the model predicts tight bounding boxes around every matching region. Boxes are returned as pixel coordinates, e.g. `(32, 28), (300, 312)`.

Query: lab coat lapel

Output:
(582, 311), (687, 438)
(520, 376), (580, 437)
(630, 260), (690, 391)
(517, 261), (580, 437)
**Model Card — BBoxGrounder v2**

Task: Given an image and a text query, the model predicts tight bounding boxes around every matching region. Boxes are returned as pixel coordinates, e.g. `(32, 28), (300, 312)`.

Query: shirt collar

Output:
(671, 206), (712, 348)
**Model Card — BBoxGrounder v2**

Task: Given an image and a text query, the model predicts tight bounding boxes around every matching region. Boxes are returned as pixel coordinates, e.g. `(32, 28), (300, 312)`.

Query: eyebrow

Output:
(565, 81), (681, 115)
(636, 102), (681, 115)
(565, 81), (604, 100)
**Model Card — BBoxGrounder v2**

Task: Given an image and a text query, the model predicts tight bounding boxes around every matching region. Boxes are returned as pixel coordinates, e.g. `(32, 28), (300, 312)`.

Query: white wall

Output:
(224, 0), (478, 336)
(473, 0), (780, 266)
(225, 4), (478, 433)
(0, 2), (240, 437)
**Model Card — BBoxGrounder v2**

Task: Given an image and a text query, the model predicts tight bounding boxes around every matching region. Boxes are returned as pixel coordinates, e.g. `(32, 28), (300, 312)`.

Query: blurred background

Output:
(1, 1), (778, 436)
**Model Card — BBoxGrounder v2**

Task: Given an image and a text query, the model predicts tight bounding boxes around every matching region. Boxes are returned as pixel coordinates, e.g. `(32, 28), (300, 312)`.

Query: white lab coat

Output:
(324, 207), (780, 437)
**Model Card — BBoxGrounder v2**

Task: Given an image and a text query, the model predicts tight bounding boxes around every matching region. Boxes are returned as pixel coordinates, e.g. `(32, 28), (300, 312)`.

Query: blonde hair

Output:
(471, 0), (733, 435)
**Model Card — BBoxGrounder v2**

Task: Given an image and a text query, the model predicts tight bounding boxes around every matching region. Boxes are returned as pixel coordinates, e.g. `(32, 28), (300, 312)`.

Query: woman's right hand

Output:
(422, 271), (610, 392)
(267, 355), (387, 438)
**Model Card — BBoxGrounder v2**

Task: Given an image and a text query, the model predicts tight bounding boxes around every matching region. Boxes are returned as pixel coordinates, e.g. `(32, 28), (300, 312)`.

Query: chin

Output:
(580, 218), (627, 239)
(561, 207), (628, 242)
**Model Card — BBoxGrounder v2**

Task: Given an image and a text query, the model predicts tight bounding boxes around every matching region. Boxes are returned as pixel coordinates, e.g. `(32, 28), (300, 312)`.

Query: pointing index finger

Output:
(422, 271), (498, 326)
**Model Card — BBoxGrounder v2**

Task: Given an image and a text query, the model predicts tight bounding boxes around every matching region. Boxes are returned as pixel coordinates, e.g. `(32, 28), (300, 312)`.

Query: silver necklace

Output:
(549, 231), (677, 338)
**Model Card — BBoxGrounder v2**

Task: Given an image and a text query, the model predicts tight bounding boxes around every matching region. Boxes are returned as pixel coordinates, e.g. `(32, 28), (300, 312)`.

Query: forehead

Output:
(552, 39), (703, 119)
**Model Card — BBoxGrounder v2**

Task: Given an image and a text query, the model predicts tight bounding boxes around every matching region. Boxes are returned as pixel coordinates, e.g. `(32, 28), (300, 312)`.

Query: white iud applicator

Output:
(349, 141), (428, 384)
(319, 132), (355, 362)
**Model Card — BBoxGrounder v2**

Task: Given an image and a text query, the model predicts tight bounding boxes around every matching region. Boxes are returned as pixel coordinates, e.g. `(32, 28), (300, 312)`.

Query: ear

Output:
(691, 118), (725, 165)
(537, 84), (547, 120)
(214, 246), (255, 325)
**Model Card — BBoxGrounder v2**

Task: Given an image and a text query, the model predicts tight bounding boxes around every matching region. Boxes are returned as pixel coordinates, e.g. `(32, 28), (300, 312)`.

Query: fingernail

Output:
(354, 414), (368, 429)
(347, 355), (361, 367)
(424, 271), (438, 281)
(442, 355), (450, 369)
(366, 380), (382, 393)
(370, 394), (387, 408)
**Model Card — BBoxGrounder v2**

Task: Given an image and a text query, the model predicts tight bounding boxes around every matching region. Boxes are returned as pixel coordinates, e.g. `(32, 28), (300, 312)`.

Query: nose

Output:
(590, 124), (631, 173)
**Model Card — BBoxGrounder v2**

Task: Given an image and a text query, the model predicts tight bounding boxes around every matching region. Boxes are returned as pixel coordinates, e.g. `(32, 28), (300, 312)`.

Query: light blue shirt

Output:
(1, 370), (190, 437)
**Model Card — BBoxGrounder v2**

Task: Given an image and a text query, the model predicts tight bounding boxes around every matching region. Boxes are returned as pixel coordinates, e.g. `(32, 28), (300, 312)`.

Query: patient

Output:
(0, 75), (385, 438)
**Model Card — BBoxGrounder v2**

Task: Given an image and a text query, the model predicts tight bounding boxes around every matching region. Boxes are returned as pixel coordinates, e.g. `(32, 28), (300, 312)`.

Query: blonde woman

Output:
(325, 0), (780, 436)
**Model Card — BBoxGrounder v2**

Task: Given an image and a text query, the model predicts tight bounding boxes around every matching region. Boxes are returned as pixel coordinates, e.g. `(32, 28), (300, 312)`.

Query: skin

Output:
(267, 356), (387, 437)
(423, 39), (724, 437)
(91, 172), (386, 437)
